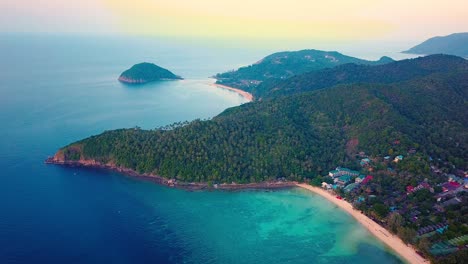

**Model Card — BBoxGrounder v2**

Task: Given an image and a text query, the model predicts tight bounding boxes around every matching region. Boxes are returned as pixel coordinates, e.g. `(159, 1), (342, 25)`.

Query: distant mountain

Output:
(214, 49), (394, 92)
(253, 54), (468, 99)
(118, 63), (182, 84)
(404, 32), (468, 58)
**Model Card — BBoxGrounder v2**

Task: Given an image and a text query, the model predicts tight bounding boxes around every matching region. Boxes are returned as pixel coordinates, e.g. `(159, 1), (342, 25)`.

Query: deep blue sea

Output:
(0, 35), (405, 264)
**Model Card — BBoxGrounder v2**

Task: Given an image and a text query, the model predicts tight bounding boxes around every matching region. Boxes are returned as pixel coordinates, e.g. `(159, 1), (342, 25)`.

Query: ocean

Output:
(0, 34), (404, 263)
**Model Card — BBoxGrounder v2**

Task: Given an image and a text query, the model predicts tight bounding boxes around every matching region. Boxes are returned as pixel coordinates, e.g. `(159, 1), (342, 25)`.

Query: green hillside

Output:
(253, 54), (468, 99)
(51, 55), (468, 262)
(119, 62), (182, 84)
(215, 49), (393, 92)
(56, 68), (467, 182)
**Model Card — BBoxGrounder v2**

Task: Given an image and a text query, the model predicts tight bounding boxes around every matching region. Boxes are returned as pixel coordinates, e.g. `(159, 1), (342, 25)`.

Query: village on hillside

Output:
(311, 149), (467, 261)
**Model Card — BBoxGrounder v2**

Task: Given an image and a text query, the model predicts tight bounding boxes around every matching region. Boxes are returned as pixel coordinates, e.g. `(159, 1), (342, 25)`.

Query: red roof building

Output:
(361, 175), (373, 184)
(442, 182), (461, 192)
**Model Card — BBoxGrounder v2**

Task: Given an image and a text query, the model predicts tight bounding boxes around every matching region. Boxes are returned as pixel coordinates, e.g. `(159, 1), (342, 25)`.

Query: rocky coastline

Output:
(118, 76), (183, 84)
(45, 157), (296, 191)
(118, 62), (183, 84)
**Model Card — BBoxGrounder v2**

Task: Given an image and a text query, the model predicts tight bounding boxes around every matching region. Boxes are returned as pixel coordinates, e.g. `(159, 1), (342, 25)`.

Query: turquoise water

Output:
(0, 35), (403, 263)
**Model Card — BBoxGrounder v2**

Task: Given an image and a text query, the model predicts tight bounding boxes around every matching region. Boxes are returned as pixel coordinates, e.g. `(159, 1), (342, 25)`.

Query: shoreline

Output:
(45, 155), (427, 263)
(210, 83), (254, 102)
(296, 183), (429, 264)
(118, 76), (183, 84)
(45, 158), (295, 191)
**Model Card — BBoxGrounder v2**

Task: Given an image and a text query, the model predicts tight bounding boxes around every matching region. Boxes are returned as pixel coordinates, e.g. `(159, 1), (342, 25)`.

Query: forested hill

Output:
(52, 69), (467, 183)
(118, 62), (182, 84)
(403, 32), (468, 58)
(253, 54), (468, 99)
(214, 49), (393, 92)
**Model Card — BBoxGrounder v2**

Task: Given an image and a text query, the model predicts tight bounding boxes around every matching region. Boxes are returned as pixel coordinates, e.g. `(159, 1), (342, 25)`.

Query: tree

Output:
(397, 227), (417, 244)
(388, 212), (403, 233)
(310, 177), (323, 187)
(417, 237), (430, 255)
(373, 203), (389, 219)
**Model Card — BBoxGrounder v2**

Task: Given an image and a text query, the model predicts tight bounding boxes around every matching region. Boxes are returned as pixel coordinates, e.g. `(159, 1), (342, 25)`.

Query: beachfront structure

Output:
(441, 181), (461, 192)
(430, 235), (468, 256)
(407, 185), (415, 194)
(361, 175), (373, 184)
(355, 174), (366, 183)
(335, 175), (352, 186)
(430, 242), (458, 256)
(360, 158), (371, 166)
(329, 170), (340, 177)
(417, 223), (448, 238)
(328, 167), (360, 178)
(408, 182), (432, 193)
(394, 155), (404, 162)
(447, 174), (463, 184)
(321, 182), (333, 190)
(344, 183), (359, 192)
(356, 196), (365, 203)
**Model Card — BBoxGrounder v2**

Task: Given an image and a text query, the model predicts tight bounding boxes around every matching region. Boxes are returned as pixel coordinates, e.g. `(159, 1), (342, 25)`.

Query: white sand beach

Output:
(297, 183), (429, 264)
(211, 83), (254, 102)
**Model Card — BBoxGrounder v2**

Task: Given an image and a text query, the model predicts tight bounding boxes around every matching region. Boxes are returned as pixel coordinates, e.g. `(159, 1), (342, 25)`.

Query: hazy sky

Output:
(1, 0), (467, 43)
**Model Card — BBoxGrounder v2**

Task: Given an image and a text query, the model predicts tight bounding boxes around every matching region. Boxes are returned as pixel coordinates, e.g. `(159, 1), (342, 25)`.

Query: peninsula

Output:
(118, 62), (182, 84)
(214, 49), (394, 94)
(404, 32), (468, 58)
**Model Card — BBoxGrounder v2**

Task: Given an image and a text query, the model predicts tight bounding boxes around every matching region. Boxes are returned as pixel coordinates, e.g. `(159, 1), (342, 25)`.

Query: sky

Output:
(1, 0), (467, 44)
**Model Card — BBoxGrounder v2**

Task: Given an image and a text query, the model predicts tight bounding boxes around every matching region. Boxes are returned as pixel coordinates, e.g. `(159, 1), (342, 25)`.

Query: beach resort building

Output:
(394, 155), (404, 162)
(429, 235), (468, 256)
(335, 175), (352, 186)
(328, 167), (360, 178)
(344, 183), (359, 192)
(321, 182), (333, 189)
(361, 175), (373, 184)
(417, 223), (448, 238)
(360, 158), (371, 167)
(355, 174), (366, 184)
(447, 174), (463, 184)
(407, 182), (433, 194)
(441, 182), (461, 192)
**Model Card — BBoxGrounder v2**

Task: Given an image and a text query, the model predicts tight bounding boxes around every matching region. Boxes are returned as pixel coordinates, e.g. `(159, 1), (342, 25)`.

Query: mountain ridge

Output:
(253, 54), (467, 99)
(403, 32), (468, 58)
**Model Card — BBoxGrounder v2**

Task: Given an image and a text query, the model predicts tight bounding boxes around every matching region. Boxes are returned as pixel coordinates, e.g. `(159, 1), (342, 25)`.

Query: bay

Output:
(0, 35), (403, 264)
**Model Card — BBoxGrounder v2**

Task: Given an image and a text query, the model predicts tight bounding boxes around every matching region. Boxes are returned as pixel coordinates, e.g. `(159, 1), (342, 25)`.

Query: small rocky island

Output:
(118, 62), (182, 84)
